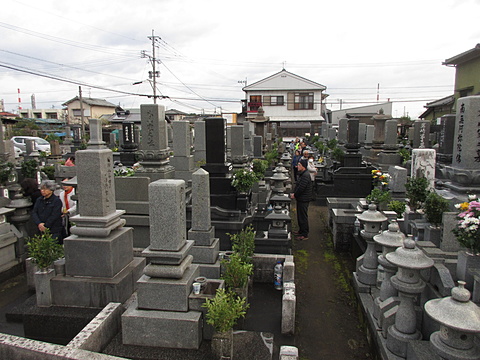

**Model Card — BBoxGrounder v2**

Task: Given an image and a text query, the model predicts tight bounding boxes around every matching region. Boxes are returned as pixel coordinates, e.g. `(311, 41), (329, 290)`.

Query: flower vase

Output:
(34, 268), (55, 307)
(456, 250), (480, 291)
(211, 329), (233, 359)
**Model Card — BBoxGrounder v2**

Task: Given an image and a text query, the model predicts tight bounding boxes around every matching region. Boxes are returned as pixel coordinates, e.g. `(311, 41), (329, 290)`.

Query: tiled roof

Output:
(62, 96), (117, 107)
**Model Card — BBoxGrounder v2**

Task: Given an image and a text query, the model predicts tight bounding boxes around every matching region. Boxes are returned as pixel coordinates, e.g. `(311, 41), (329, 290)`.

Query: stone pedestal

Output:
(122, 179), (202, 349)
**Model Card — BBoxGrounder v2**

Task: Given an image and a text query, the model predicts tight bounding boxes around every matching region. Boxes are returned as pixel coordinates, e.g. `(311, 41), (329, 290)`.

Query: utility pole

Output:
(147, 30), (161, 104)
(79, 86), (85, 139)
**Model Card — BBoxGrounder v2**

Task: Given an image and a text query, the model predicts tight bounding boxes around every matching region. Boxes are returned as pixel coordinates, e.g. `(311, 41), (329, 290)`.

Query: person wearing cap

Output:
(290, 158), (313, 240)
(31, 180), (64, 243)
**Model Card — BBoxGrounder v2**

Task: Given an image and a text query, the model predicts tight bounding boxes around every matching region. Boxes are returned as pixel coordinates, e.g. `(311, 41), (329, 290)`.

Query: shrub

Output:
(252, 159), (268, 180)
(424, 192), (450, 226)
(231, 168), (257, 193)
(202, 288), (248, 333)
(366, 188), (391, 205)
(21, 159), (38, 179)
(405, 176), (429, 212)
(41, 165), (55, 180)
(221, 253), (253, 289)
(0, 162), (16, 185)
(388, 200), (406, 218)
(27, 229), (64, 270)
(229, 225), (255, 264)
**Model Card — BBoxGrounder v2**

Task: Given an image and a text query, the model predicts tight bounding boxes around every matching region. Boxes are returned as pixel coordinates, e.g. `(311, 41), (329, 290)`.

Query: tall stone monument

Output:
(135, 104), (174, 180)
(51, 119), (145, 307)
(444, 95), (480, 192)
(122, 179), (202, 349)
(188, 168), (220, 278)
(170, 120), (195, 183)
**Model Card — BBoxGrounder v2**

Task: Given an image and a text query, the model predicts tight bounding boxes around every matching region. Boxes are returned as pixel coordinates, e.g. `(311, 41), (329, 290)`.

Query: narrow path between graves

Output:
(292, 202), (373, 360)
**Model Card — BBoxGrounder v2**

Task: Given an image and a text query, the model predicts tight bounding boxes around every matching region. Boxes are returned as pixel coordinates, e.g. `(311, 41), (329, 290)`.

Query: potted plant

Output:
(231, 168), (258, 194)
(202, 288), (248, 359)
(366, 188), (391, 211)
(27, 229), (64, 307)
(423, 192), (450, 246)
(388, 200), (407, 233)
(221, 252), (253, 299)
(405, 176), (429, 213)
(452, 197), (480, 289)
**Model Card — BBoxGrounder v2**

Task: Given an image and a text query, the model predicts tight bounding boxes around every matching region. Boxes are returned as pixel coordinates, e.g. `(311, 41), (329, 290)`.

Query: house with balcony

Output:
(243, 69), (328, 138)
(62, 96), (118, 125)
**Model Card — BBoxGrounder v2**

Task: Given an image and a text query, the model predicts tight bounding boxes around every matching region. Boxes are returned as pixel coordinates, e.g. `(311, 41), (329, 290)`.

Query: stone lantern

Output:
(270, 192), (291, 211)
(265, 205), (290, 239)
(280, 152), (292, 167)
(273, 162), (289, 176)
(7, 191), (32, 261)
(356, 204), (387, 286)
(425, 281), (480, 360)
(270, 171), (289, 194)
(372, 221), (406, 323)
(386, 237), (434, 358)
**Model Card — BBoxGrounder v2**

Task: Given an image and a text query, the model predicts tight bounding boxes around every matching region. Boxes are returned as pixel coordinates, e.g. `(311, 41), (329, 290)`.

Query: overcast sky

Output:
(1, 0), (479, 119)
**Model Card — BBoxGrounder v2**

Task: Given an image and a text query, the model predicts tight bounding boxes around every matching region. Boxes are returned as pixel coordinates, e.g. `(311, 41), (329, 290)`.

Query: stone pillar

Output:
(230, 125), (248, 165)
(253, 136), (263, 158)
(372, 109), (391, 149)
(411, 149), (436, 190)
(386, 237), (434, 358)
(170, 120), (195, 183)
(378, 119), (402, 167)
(119, 121), (138, 167)
(87, 119), (106, 149)
(338, 118), (348, 145)
(193, 119), (206, 164)
(444, 96), (480, 192)
(188, 168), (220, 279)
(437, 114), (455, 164)
(359, 123), (367, 146)
(135, 104), (174, 180)
(52, 118), (145, 307)
(365, 125), (374, 148)
(413, 120), (430, 149)
(122, 179), (202, 349)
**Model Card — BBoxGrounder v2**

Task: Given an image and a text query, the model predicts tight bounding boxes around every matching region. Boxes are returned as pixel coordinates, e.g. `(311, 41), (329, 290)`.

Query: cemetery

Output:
(0, 95), (479, 360)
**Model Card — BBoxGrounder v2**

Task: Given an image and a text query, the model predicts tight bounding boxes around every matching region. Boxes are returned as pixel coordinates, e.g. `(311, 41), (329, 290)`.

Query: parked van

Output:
(11, 136), (51, 155)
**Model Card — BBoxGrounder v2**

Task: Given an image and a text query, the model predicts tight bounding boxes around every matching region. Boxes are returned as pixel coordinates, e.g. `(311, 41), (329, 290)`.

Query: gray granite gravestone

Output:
(411, 149), (436, 190)
(188, 168), (220, 278)
(135, 104), (174, 181)
(443, 96), (480, 192)
(231, 125), (248, 165)
(437, 114), (455, 164)
(338, 118), (348, 145)
(253, 135), (263, 158)
(413, 120), (430, 149)
(170, 120), (194, 183)
(51, 119), (145, 308)
(122, 179), (202, 349)
(378, 119), (401, 167)
(359, 123), (367, 146)
(193, 119), (206, 164)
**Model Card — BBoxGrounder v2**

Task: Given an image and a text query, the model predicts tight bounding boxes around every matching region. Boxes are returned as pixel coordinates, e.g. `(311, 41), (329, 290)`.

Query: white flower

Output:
(468, 194), (477, 200)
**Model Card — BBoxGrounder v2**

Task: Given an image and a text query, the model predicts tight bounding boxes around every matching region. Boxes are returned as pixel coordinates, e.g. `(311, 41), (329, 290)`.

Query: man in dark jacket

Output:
(31, 180), (64, 243)
(290, 158), (312, 240)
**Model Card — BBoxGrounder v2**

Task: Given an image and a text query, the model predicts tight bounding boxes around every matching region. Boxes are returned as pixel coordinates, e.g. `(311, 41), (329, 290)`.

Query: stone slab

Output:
(197, 260), (221, 279)
(144, 255), (193, 279)
(190, 238), (219, 264)
(122, 298), (202, 349)
(51, 257), (145, 308)
(188, 226), (215, 246)
(142, 240), (193, 265)
(64, 227), (134, 278)
(137, 264), (199, 312)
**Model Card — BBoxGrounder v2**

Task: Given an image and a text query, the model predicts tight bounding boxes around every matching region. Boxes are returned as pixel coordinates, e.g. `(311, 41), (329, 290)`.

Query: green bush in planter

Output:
(388, 200), (406, 218)
(405, 176), (429, 212)
(27, 229), (64, 271)
(229, 225), (255, 264)
(366, 188), (391, 205)
(424, 192), (450, 227)
(221, 253), (253, 289)
(202, 288), (249, 333)
(252, 159), (268, 180)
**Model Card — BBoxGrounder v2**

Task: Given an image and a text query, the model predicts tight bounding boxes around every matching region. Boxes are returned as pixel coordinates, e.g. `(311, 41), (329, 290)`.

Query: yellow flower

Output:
(459, 202), (470, 211)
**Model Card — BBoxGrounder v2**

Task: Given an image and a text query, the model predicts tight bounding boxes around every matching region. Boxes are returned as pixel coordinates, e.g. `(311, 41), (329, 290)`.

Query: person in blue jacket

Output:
(31, 180), (64, 243)
(291, 149), (301, 181)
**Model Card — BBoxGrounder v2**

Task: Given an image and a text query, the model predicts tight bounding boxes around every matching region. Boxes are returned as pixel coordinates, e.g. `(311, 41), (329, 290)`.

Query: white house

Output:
(243, 69), (328, 137)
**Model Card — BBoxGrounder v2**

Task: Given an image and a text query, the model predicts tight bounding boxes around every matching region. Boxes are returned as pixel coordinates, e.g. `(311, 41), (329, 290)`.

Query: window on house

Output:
(294, 93), (314, 110)
(47, 113), (58, 119)
(263, 96), (284, 106)
(34, 113), (42, 118)
(248, 95), (262, 111)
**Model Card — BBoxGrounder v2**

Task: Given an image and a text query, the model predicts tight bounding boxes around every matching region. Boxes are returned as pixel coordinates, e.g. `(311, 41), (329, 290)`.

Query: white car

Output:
(11, 136), (51, 155)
